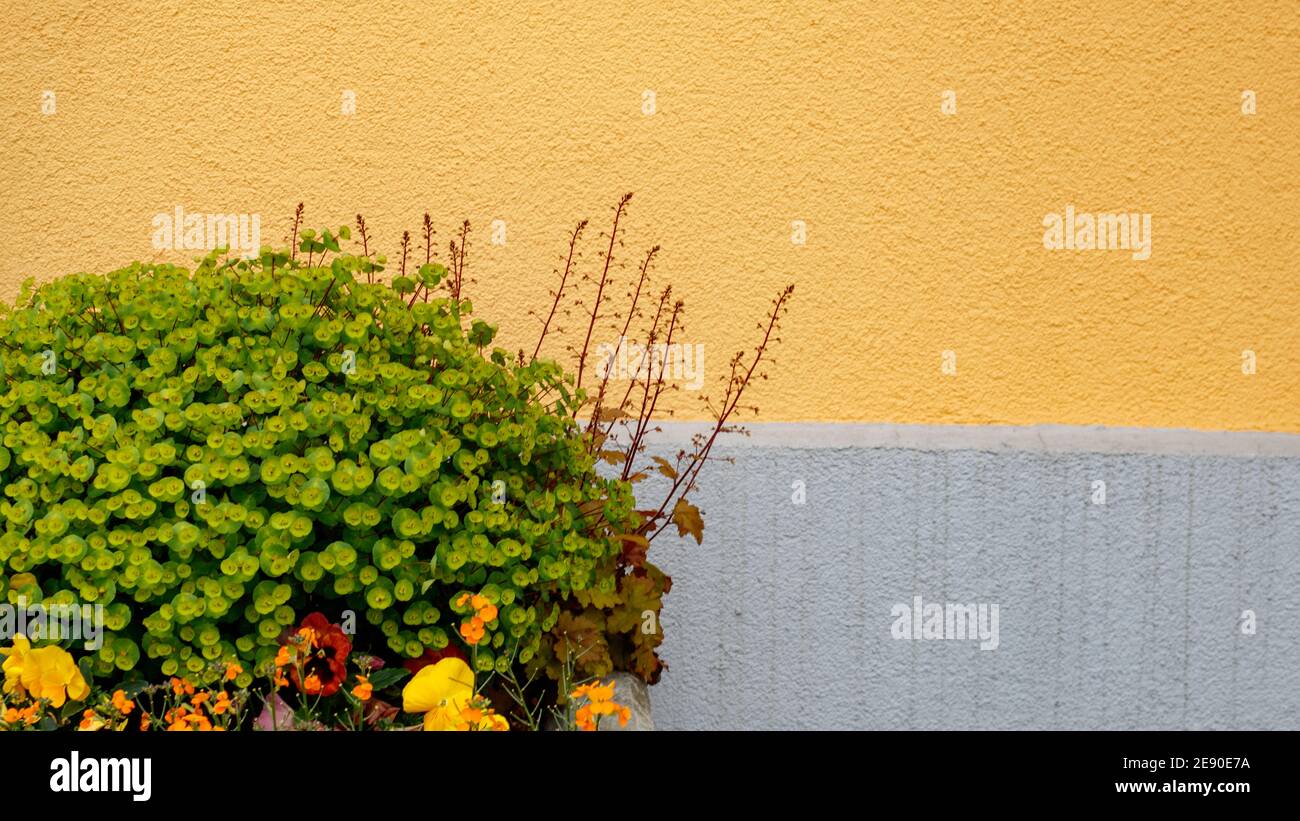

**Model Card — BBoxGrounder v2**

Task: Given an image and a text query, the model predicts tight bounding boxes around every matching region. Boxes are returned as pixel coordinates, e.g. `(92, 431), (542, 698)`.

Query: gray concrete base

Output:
(639, 422), (1300, 730)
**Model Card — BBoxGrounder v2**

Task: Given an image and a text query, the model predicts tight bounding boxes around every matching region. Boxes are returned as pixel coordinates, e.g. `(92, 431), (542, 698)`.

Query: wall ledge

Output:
(628, 421), (1300, 458)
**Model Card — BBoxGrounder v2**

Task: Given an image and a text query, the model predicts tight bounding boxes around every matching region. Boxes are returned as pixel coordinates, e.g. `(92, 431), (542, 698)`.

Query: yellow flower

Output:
(401, 657), (475, 731)
(1, 636), (90, 708)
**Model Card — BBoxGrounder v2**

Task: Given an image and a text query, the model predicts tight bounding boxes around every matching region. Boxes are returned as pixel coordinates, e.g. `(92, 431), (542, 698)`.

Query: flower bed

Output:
(0, 199), (791, 730)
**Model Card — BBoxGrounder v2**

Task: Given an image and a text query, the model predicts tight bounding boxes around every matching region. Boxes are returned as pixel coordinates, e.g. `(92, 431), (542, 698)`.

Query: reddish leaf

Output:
(671, 499), (703, 544)
(650, 456), (677, 479)
(619, 532), (649, 567)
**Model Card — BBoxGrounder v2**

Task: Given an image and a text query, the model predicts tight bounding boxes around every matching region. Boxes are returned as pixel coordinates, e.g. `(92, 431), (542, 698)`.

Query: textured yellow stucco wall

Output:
(0, 1), (1296, 431)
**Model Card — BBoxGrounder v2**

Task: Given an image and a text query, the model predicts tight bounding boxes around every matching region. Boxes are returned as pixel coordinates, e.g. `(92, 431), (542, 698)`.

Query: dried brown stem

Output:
(640, 285), (794, 541)
(533, 220), (588, 363)
(576, 192), (632, 391)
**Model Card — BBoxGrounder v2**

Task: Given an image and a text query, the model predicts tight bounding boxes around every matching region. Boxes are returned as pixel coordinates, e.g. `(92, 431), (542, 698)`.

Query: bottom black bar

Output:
(2, 730), (1285, 810)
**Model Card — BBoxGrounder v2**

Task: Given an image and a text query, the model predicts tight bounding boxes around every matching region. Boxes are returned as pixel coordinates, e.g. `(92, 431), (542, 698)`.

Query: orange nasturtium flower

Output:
(470, 595), (498, 623)
(571, 680), (631, 731)
(79, 709), (106, 731)
(459, 617), (485, 645)
(212, 692), (232, 716)
(111, 689), (135, 715)
(457, 701), (509, 731)
(1, 636), (91, 708)
(352, 676), (373, 702)
(402, 657), (475, 731)
(456, 593), (498, 646)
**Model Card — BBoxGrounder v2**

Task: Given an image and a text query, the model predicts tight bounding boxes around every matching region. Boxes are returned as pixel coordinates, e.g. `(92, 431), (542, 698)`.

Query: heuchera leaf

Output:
(671, 498), (704, 544)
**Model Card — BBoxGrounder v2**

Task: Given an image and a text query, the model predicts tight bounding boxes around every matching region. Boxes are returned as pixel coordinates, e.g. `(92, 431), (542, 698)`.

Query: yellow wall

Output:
(1, 1), (1297, 431)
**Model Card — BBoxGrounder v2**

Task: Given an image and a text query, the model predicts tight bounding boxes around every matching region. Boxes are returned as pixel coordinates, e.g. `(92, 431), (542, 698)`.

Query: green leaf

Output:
(367, 667), (410, 691)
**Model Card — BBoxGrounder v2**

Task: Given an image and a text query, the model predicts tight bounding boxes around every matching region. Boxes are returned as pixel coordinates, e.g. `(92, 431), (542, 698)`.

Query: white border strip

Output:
(626, 421), (1300, 458)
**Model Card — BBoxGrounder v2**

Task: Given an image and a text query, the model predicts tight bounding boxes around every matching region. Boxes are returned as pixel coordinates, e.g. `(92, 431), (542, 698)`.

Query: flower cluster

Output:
(401, 656), (507, 731)
(160, 678), (237, 731)
(1, 636), (89, 709)
(455, 593), (498, 647)
(282, 613), (352, 697)
(571, 680), (631, 731)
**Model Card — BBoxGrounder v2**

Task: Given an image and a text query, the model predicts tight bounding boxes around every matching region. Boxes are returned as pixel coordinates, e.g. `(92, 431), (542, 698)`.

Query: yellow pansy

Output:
(401, 657), (474, 731)
(1, 636), (91, 708)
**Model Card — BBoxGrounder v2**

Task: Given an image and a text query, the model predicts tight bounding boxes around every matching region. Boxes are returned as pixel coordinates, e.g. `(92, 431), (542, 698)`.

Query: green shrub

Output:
(0, 234), (640, 688)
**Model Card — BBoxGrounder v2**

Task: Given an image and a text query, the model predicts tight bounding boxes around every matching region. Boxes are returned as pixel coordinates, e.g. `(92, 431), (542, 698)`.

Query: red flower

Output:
(288, 612), (352, 697)
(402, 644), (468, 676)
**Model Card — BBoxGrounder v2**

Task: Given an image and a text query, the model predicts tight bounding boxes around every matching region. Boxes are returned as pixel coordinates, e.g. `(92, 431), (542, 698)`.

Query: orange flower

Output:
(184, 712), (213, 731)
(212, 692), (231, 715)
(570, 679), (630, 729)
(455, 593), (471, 608)
(459, 617), (485, 645)
(274, 646), (292, 668)
(479, 712), (509, 731)
(459, 704), (484, 726)
(274, 670), (289, 688)
(140, 713), (151, 731)
(296, 626), (319, 648)
(469, 594), (497, 622)
(304, 673), (322, 695)
(2, 706), (20, 723)
(224, 662), (243, 682)
(166, 707), (188, 731)
(191, 691), (210, 706)
(352, 676), (373, 702)
(111, 689), (134, 715)
(455, 699), (509, 731)
(170, 677), (195, 696)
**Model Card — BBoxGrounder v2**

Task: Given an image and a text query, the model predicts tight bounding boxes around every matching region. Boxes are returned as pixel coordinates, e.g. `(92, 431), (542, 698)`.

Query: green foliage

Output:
(0, 239), (641, 688)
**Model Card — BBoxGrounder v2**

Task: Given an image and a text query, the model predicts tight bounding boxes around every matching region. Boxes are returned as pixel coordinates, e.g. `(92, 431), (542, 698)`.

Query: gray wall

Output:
(643, 423), (1300, 730)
